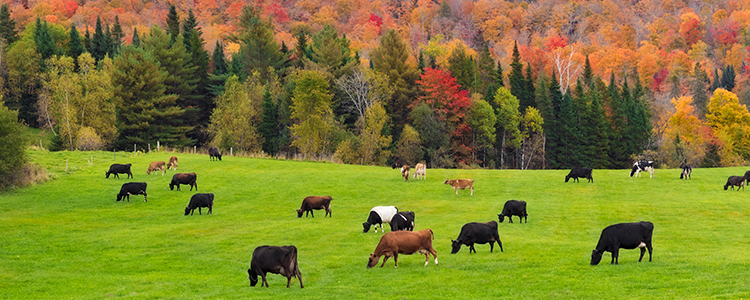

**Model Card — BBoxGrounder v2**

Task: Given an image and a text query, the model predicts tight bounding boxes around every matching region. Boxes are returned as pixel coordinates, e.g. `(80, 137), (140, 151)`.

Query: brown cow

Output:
(147, 161), (166, 175)
(166, 156), (178, 171)
(413, 163), (426, 180)
(444, 179), (474, 195)
(401, 165), (410, 181)
(367, 229), (438, 268)
(296, 196), (332, 218)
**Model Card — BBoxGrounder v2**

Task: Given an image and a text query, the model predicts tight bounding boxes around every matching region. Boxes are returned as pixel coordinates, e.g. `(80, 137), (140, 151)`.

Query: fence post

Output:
(157, 141), (160, 152)
(194, 146), (196, 154)
(148, 143), (151, 153)
(134, 144), (136, 153)
(230, 147), (233, 156)
(39, 139), (43, 150)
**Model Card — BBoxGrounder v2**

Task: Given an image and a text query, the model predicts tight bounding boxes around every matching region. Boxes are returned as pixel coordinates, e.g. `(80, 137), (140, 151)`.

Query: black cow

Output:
(248, 245), (303, 288)
(744, 170), (750, 185)
(390, 211), (415, 231)
(451, 221), (503, 254)
(106, 163), (133, 179)
(565, 167), (593, 183)
(498, 200), (527, 223)
(591, 221), (654, 265)
(170, 173), (197, 191)
(630, 161), (655, 178)
(724, 175), (745, 191)
(185, 193), (213, 215)
(209, 147), (222, 161)
(116, 182), (147, 202)
(680, 164), (692, 180)
(362, 206), (398, 233)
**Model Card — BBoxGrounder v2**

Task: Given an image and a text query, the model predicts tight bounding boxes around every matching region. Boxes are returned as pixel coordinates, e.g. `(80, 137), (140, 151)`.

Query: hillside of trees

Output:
(3, 0), (750, 169)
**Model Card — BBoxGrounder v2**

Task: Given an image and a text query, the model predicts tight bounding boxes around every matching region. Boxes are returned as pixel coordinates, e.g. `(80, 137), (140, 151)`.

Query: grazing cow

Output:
(170, 173), (198, 191)
(296, 196), (332, 218)
(166, 156), (178, 171)
(116, 182), (147, 202)
(451, 221), (503, 254)
(363, 206), (398, 233)
(390, 211), (415, 232)
(367, 229), (438, 268)
(147, 161), (166, 175)
(497, 200), (528, 223)
(248, 245), (303, 288)
(413, 163), (426, 180)
(401, 165), (410, 181)
(184, 193), (214, 215)
(744, 170), (750, 186)
(680, 164), (692, 180)
(565, 167), (593, 183)
(630, 161), (655, 178)
(208, 147), (222, 161)
(724, 176), (745, 191)
(591, 221), (654, 265)
(106, 163), (133, 179)
(444, 179), (474, 195)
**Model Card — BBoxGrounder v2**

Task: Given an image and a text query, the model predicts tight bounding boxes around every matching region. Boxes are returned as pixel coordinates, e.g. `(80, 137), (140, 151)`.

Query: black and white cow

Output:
(680, 164), (692, 180)
(184, 193), (214, 215)
(106, 163), (133, 179)
(451, 221), (503, 254)
(497, 200), (528, 223)
(116, 182), (147, 202)
(724, 175), (745, 191)
(630, 161), (655, 178)
(248, 245), (303, 288)
(208, 147), (222, 161)
(591, 221), (654, 265)
(565, 167), (593, 183)
(390, 211), (415, 231)
(363, 206), (398, 233)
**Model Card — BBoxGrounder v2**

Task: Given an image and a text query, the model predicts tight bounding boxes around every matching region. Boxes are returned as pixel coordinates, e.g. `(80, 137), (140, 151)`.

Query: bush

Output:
(77, 126), (104, 150)
(0, 103), (29, 190)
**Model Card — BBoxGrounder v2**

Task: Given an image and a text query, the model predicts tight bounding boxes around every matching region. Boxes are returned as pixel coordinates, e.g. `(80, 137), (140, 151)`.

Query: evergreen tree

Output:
(207, 41), (229, 97)
(182, 9), (199, 50)
(582, 55), (593, 87)
(607, 74), (628, 168)
(234, 5), (282, 83)
(84, 26), (91, 52)
(0, 102), (28, 190)
(627, 78), (652, 155)
(0, 3), (18, 45)
(142, 26), (198, 111)
(67, 24), (84, 59)
(691, 62), (709, 117)
(131, 27), (140, 48)
(447, 44), (476, 92)
(485, 61), (504, 102)
(104, 22), (113, 57)
(111, 16), (124, 56)
(438, 0), (452, 18)
(34, 18), (57, 60)
(293, 30), (310, 68)
(545, 71), (565, 168)
(721, 65), (735, 91)
(523, 62), (535, 110)
(259, 87), (279, 155)
(584, 81), (610, 168)
(534, 72), (551, 169)
(166, 4), (180, 44)
(305, 24), (357, 78)
(476, 43), (495, 95)
(509, 41), (533, 111)
(91, 16), (107, 61)
(711, 68), (721, 91)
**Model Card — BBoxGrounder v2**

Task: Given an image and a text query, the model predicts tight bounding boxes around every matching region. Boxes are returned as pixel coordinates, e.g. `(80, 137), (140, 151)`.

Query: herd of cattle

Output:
(105, 154), (746, 288)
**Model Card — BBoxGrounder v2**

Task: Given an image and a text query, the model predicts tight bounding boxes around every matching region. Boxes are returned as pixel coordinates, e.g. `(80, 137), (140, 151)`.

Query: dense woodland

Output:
(3, 0), (750, 172)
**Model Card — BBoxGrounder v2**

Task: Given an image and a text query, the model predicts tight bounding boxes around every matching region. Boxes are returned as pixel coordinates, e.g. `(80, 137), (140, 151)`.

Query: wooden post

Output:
(157, 141), (160, 152)
(134, 144), (136, 153)
(230, 147), (233, 156)
(39, 139), (43, 149)
(66, 159), (68, 172)
(148, 143), (151, 153)
(194, 146), (196, 154)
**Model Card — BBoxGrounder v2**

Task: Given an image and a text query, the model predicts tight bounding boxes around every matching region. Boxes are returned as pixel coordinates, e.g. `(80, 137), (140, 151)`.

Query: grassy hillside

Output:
(1, 149), (750, 299)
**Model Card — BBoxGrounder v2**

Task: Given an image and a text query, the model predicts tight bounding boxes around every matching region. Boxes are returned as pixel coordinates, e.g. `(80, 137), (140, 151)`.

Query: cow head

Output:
(169, 183), (175, 190)
(590, 249), (603, 265)
(443, 179), (451, 185)
(724, 184), (729, 190)
(362, 222), (371, 233)
(248, 269), (258, 286)
(184, 207), (191, 216)
(564, 175), (571, 182)
(116, 193), (122, 201)
(105, 171), (111, 178)
(450, 240), (462, 254)
(296, 209), (304, 218)
(497, 214), (505, 223)
(367, 254), (379, 268)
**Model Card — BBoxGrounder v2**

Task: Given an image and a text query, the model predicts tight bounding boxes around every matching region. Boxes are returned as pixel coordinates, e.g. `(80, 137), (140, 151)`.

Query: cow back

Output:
(371, 206), (398, 223)
(597, 221), (654, 251)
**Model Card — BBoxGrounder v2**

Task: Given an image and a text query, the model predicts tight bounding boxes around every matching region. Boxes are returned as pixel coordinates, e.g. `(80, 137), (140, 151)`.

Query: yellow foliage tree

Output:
(706, 89), (750, 165)
(662, 96), (710, 166)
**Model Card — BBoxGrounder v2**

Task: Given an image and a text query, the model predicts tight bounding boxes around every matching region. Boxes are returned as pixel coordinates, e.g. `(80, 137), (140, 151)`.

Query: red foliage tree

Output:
(414, 68), (472, 127)
(712, 20), (740, 46)
(63, 0), (78, 18)
(369, 13), (383, 35)
(544, 35), (568, 51)
(679, 17), (702, 47)
(265, 3), (289, 24)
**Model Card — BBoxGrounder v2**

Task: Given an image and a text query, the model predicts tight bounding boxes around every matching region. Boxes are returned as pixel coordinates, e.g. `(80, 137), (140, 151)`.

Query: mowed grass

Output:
(2, 150), (750, 299)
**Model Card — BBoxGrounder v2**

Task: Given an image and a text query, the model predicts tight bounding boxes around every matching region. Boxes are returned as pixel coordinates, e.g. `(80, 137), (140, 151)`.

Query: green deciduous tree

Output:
(394, 124), (421, 166)
(0, 99), (27, 189)
(209, 74), (263, 151)
(290, 69), (334, 158)
(356, 102), (392, 165)
(467, 97), (496, 166)
(493, 87), (521, 168)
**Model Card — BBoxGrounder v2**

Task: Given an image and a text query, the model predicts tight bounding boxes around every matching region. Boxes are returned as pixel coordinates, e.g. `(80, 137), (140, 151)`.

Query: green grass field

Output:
(2, 149), (750, 299)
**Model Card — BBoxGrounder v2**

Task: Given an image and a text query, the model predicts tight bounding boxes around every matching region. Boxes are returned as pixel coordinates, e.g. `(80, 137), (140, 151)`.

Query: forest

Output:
(2, 0), (750, 172)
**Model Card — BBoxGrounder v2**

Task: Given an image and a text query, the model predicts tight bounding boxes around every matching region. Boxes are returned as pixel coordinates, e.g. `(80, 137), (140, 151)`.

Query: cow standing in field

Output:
(147, 161), (166, 175)
(591, 221), (654, 265)
(444, 179), (474, 195)
(363, 206), (398, 233)
(170, 173), (197, 191)
(116, 182), (147, 202)
(248, 245), (303, 288)
(680, 164), (692, 180)
(296, 196), (332, 218)
(184, 193), (213, 215)
(497, 200), (528, 223)
(390, 211), (415, 232)
(565, 167), (593, 183)
(413, 163), (426, 180)
(367, 229), (438, 268)
(106, 163), (133, 179)
(630, 161), (655, 178)
(744, 170), (750, 186)
(724, 176), (745, 191)
(208, 147), (222, 161)
(166, 156), (178, 171)
(401, 165), (410, 181)
(451, 221), (503, 254)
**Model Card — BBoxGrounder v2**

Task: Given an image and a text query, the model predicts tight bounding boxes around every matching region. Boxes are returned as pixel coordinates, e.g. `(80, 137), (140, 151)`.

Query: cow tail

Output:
(429, 229), (434, 240)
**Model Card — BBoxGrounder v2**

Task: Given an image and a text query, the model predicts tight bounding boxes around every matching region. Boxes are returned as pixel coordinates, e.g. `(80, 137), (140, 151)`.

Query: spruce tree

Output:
(84, 26), (91, 52)
(691, 62), (709, 117)
(418, 50), (425, 73)
(0, 3), (18, 45)
(721, 65), (735, 91)
(91, 16), (107, 61)
(166, 4), (180, 44)
(34, 18), (57, 60)
(584, 81), (610, 168)
(142, 26), (198, 110)
(182, 9), (199, 50)
(485, 61), (504, 105)
(131, 27), (140, 48)
(67, 24), (85, 70)
(104, 22), (113, 57)
(111, 16), (123, 56)
(607, 74), (628, 168)
(259, 87), (279, 155)
(235, 5), (282, 83)
(438, 0), (452, 18)
(476, 43), (495, 95)
(711, 68), (721, 91)
(293, 30), (310, 68)
(524, 62), (535, 110)
(447, 44), (476, 91)
(582, 55), (593, 87)
(509, 41), (532, 111)
(207, 41), (229, 97)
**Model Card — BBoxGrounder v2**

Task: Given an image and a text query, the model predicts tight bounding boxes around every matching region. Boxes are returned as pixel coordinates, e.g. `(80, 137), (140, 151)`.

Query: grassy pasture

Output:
(2, 149), (750, 299)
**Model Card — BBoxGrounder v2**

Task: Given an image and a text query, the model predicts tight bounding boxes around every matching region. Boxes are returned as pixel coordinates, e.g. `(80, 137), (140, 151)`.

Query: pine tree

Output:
(524, 62), (535, 110)
(0, 3), (18, 45)
(34, 18), (57, 60)
(711, 68), (721, 91)
(447, 44), (476, 92)
(111, 16), (123, 56)
(485, 61), (504, 102)
(582, 55), (593, 87)
(104, 22), (113, 57)
(68, 24), (84, 59)
(476, 43), (495, 95)
(545, 70), (566, 168)
(438, 0), (452, 18)
(83, 26), (91, 52)
(91, 16), (107, 62)
(166, 4), (180, 44)
(259, 87), (279, 155)
(234, 5), (282, 83)
(509, 41), (532, 111)
(721, 65), (735, 91)
(207, 41), (229, 97)
(418, 50), (425, 73)
(691, 62), (709, 117)
(131, 27), (140, 48)
(182, 9), (199, 50)
(293, 30), (310, 68)
(306, 24), (357, 78)
(142, 26), (198, 110)
(584, 81), (610, 168)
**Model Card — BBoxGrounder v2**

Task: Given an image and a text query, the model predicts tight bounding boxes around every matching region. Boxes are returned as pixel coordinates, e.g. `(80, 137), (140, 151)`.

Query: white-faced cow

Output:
(296, 196), (332, 218)
(170, 173), (197, 191)
(185, 193), (213, 215)
(116, 182), (147, 202)
(248, 245), (303, 288)
(367, 229), (438, 268)
(444, 179), (474, 195)
(724, 175), (745, 191)
(390, 211), (415, 232)
(680, 164), (692, 180)
(565, 167), (593, 183)
(451, 221), (503, 254)
(413, 163), (426, 180)
(363, 206), (398, 233)
(630, 161), (655, 178)
(147, 161), (166, 175)
(106, 163), (133, 179)
(497, 200), (528, 223)
(166, 156), (178, 171)
(208, 147), (222, 161)
(400, 165), (410, 181)
(591, 221), (653, 265)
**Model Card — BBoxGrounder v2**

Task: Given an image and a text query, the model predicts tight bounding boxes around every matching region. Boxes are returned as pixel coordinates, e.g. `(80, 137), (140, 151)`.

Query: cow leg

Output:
(455, 188), (458, 195)
(208, 206), (212, 215)
(430, 248), (438, 265)
(470, 187), (474, 196)
(469, 244), (476, 254)
(380, 254), (390, 267)
(393, 253), (399, 268)
(489, 241), (494, 253)
(286, 275), (292, 288)
(613, 248), (619, 264)
(198, 207), (202, 215)
(143, 192), (147, 202)
(262, 274), (269, 287)
(647, 243), (653, 262)
(509, 216), (513, 224)
(639, 247), (646, 262)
